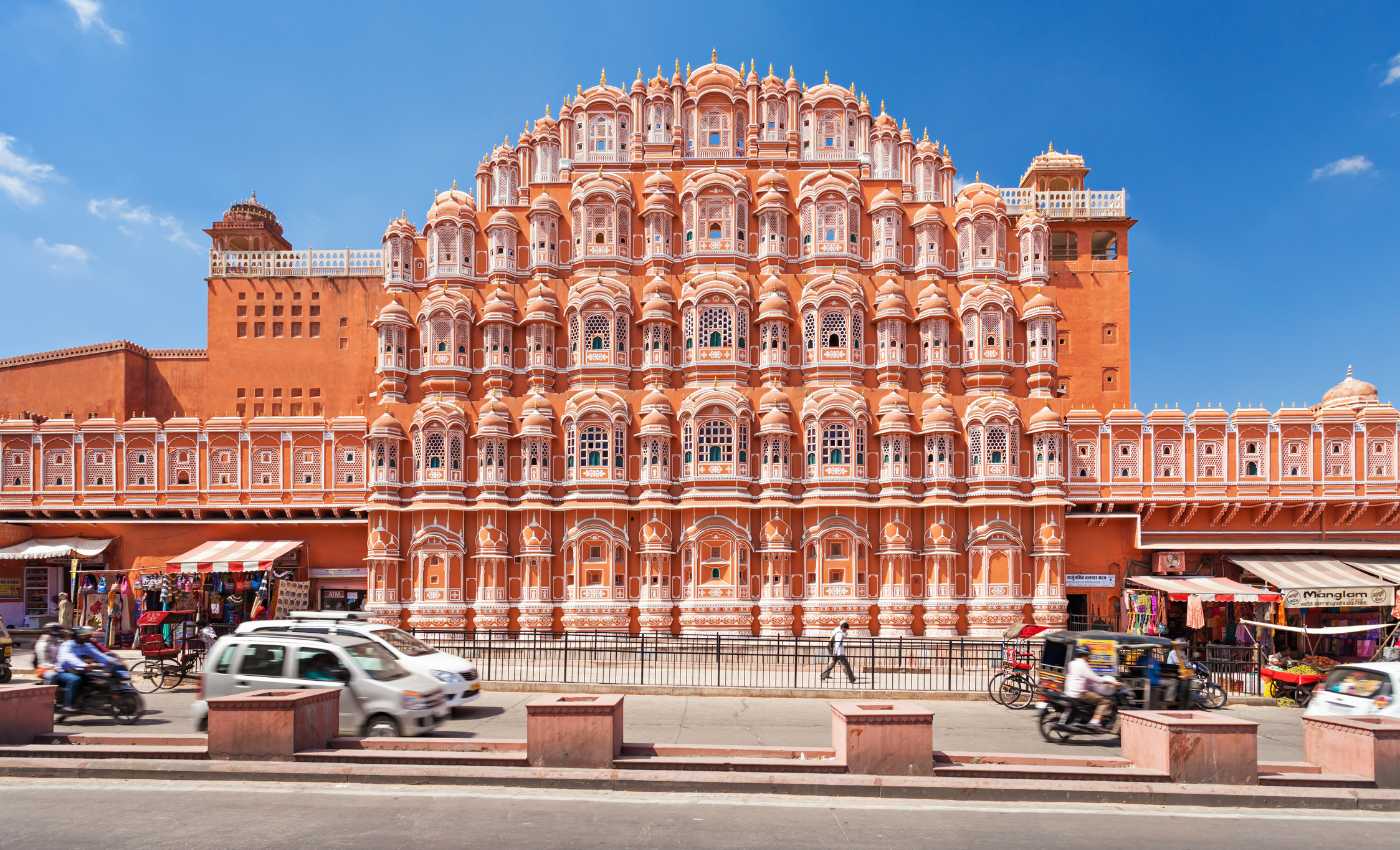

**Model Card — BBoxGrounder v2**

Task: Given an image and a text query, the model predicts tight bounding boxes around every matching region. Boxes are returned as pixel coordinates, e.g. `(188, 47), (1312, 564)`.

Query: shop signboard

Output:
(0, 576), (19, 600)
(1282, 586), (1394, 609)
(1075, 637), (1118, 675)
(309, 568), (367, 579)
(1065, 573), (1116, 589)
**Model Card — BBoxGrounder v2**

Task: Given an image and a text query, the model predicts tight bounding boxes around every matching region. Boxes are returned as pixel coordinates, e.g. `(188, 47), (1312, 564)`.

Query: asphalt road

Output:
(53, 684), (1310, 760)
(5, 778), (1396, 850)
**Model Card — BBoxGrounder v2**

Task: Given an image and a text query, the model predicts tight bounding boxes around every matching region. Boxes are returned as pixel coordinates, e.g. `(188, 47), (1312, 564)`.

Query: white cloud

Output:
(88, 197), (201, 251)
(0, 134), (58, 206)
(64, 0), (125, 45)
(1311, 155), (1376, 181)
(1384, 53), (1400, 86)
(33, 237), (90, 267)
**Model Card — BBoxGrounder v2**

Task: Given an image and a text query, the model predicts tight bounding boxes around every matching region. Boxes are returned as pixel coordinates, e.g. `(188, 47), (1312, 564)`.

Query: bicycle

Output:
(989, 644), (1039, 709)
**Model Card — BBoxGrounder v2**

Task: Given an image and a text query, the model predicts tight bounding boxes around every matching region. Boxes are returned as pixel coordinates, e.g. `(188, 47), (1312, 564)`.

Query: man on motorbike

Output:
(1064, 645), (1118, 727)
(56, 626), (119, 712)
(33, 623), (65, 683)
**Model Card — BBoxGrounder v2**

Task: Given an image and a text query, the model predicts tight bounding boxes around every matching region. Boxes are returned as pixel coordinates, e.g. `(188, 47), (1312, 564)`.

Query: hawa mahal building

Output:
(2, 55), (1397, 637)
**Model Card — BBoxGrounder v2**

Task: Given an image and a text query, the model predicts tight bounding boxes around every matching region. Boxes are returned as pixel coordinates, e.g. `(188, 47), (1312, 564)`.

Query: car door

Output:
(291, 646), (360, 734)
(229, 641), (296, 692)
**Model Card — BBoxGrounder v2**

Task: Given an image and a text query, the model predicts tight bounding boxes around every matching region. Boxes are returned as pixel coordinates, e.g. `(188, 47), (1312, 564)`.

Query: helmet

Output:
(43, 621), (61, 634)
(73, 626), (96, 640)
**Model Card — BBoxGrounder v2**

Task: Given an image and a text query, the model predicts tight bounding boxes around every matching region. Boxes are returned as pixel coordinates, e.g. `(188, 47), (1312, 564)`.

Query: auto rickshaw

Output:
(1035, 630), (1196, 741)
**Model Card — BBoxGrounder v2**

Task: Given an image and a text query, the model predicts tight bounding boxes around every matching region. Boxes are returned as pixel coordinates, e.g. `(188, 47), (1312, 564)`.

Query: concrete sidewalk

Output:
(51, 685), (1310, 762)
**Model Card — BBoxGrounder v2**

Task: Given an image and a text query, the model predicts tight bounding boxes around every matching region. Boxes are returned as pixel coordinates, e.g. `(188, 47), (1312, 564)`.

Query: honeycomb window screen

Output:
(124, 446), (154, 489)
(1370, 439), (1394, 477)
(583, 314), (610, 351)
(699, 304), (733, 348)
(1282, 439), (1309, 478)
(1195, 440), (1223, 478)
(167, 444), (197, 487)
(84, 446), (113, 488)
(1324, 438), (1352, 478)
(210, 445), (239, 487)
(1113, 440), (1139, 478)
(1153, 441), (1181, 478)
(820, 310), (848, 349)
(986, 427), (1009, 473)
(293, 445), (322, 487)
(1239, 438), (1264, 478)
(334, 442), (362, 486)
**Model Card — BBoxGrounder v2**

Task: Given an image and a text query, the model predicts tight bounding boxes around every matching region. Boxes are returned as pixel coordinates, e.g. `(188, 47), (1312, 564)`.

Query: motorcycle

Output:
(1037, 685), (1131, 742)
(1188, 661), (1228, 710)
(54, 661), (145, 724)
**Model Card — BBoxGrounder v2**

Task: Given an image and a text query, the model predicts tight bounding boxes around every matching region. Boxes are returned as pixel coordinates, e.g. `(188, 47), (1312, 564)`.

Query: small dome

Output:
(524, 282), (560, 322)
(759, 292), (791, 320)
(370, 412), (404, 436)
(925, 520), (953, 547)
(375, 298), (411, 324)
(870, 187), (901, 211)
(882, 518), (911, 547)
(759, 385), (789, 410)
(755, 188), (789, 213)
(642, 387), (671, 411)
(641, 409), (672, 432)
(1023, 290), (1056, 312)
(644, 170), (673, 192)
(1320, 366), (1380, 410)
(873, 279), (911, 319)
(912, 204), (940, 226)
(488, 209), (520, 230)
(916, 281), (951, 317)
(954, 182), (1003, 216)
(529, 192), (562, 216)
(757, 169), (786, 192)
(643, 276), (672, 300)
(873, 110), (898, 132)
(760, 407), (791, 432)
(1028, 404), (1062, 430)
(1016, 207), (1046, 230)
(482, 288), (516, 320)
(426, 184), (475, 224)
(761, 516), (791, 547)
(477, 522), (507, 551)
(640, 517), (671, 546)
(382, 213), (417, 241)
(921, 394), (957, 429)
(521, 520), (551, 550)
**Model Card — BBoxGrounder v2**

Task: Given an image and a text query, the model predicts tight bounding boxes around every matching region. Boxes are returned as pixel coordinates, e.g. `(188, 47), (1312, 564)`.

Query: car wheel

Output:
(364, 715), (400, 737)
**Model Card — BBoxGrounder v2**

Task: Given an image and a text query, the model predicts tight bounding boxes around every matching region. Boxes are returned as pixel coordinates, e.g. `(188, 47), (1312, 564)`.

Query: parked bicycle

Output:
(128, 610), (208, 693)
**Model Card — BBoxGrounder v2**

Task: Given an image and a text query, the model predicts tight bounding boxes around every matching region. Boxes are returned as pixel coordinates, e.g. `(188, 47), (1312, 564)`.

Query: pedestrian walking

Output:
(57, 593), (72, 629)
(820, 621), (857, 683)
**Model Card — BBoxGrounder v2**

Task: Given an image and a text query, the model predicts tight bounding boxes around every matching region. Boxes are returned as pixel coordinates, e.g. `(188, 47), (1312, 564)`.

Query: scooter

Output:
(1037, 685), (1131, 742)
(54, 661), (144, 724)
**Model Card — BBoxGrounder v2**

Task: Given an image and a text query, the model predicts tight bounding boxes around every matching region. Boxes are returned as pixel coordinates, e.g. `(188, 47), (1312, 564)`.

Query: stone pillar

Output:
(1120, 710), (1258, 785)
(830, 700), (934, 776)
(1303, 715), (1400, 788)
(525, 694), (624, 768)
(0, 684), (56, 745)
(207, 688), (339, 761)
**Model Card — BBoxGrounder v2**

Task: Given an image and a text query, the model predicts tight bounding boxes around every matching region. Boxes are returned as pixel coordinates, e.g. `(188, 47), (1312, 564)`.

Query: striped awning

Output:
(1342, 558), (1400, 585)
(0, 537), (113, 561)
(1228, 554), (1385, 589)
(166, 540), (302, 574)
(1127, 575), (1280, 602)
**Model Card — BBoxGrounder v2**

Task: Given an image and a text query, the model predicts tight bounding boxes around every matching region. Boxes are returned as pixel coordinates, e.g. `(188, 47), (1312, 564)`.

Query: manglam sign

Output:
(1282, 586), (1394, 609)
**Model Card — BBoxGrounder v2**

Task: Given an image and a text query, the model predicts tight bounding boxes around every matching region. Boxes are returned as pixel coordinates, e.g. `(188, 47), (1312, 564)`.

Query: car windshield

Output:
(373, 627), (437, 657)
(344, 641), (410, 681)
(1323, 667), (1392, 700)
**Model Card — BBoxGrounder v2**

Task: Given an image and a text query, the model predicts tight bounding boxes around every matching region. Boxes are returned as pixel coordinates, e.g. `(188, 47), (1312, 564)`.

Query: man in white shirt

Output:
(1063, 645), (1117, 726)
(820, 621), (856, 683)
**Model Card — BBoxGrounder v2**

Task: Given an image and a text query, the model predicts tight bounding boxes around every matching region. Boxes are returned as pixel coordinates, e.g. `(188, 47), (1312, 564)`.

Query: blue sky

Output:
(1, 1), (1397, 409)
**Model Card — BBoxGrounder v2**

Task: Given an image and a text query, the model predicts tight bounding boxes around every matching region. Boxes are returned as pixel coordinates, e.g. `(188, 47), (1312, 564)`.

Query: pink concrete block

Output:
(526, 694), (624, 769)
(830, 701), (934, 776)
(1120, 710), (1258, 785)
(1303, 716), (1400, 788)
(0, 684), (57, 745)
(206, 688), (339, 761)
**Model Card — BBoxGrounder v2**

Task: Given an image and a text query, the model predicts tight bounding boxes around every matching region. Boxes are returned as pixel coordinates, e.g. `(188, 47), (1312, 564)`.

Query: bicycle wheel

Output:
(988, 671), (1010, 705)
(1001, 674), (1036, 710)
(129, 660), (170, 694)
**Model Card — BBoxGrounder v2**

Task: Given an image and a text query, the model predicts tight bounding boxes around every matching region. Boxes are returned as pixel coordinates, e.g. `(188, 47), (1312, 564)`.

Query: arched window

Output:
(698, 419), (733, 464)
(580, 425), (609, 469)
(584, 314), (610, 351)
(823, 423), (850, 465)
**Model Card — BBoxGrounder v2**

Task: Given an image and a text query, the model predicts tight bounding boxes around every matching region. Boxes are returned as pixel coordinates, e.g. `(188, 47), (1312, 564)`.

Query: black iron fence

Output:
(411, 629), (1010, 692)
(411, 629), (1267, 696)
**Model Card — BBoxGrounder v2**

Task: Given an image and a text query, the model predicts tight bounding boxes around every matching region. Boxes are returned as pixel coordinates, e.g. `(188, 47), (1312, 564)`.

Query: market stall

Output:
(1124, 575), (1279, 641)
(161, 540), (307, 634)
(1239, 619), (1398, 705)
(1229, 555), (1398, 661)
(0, 537), (113, 628)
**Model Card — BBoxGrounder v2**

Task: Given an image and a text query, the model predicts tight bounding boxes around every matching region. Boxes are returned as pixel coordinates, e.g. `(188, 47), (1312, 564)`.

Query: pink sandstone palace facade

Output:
(1, 55), (1396, 636)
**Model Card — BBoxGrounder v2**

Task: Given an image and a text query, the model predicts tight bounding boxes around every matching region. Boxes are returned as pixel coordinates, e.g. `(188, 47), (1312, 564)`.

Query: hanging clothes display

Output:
(1186, 594), (1206, 630)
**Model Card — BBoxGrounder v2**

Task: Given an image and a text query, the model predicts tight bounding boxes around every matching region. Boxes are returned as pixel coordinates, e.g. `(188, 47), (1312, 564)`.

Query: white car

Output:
(236, 611), (480, 708)
(1302, 663), (1399, 718)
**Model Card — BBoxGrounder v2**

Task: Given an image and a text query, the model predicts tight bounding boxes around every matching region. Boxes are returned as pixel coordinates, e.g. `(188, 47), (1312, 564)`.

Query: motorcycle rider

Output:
(56, 626), (119, 712)
(1063, 644), (1118, 728)
(33, 623), (65, 683)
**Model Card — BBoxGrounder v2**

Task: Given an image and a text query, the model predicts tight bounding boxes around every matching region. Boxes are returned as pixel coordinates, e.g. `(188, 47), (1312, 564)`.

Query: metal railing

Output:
(1200, 643), (1263, 696)
(411, 629), (1011, 692)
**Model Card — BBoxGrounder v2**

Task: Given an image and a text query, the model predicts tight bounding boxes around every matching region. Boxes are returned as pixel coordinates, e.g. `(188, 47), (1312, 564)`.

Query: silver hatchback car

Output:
(193, 632), (448, 737)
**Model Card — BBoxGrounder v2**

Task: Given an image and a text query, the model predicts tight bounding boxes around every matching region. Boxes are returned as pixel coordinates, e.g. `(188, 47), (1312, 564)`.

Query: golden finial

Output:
(823, 69), (829, 84)
(544, 103), (551, 117)
(450, 178), (458, 190)
(750, 57), (756, 75)
(921, 127), (929, 141)
(975, 170), (980, 182)
(636, 67), (642, 81)
(848, 81), (855, 94)
(788, 65), (795, 79)
(523, 120), (529, 134)
(576, 83), (582, 96)
(942, 143), (949, 156)
(1048, 140), (1055, 152)
(879, 99), (885, 114)
(901, 117), (908, 131)
(674, 58), (680, 74)
(768, 62), (774, 76)
(599, 67), (606, 85)
(656, 64), (662, 79)
(738, 61), (745, 77)
(686, 62), (692, 76)
(711, 47), (717, 63)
